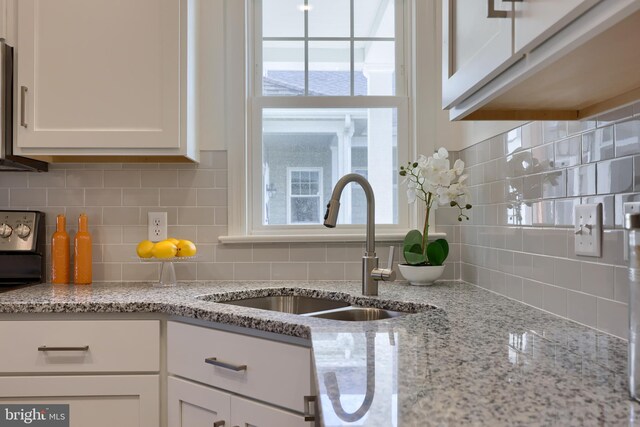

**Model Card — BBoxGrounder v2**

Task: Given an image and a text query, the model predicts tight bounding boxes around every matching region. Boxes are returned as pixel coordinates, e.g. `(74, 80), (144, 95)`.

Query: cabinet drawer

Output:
(167, 321), (313, 413)
(0, 375), (159, 427)
(0, 320), (159, 373)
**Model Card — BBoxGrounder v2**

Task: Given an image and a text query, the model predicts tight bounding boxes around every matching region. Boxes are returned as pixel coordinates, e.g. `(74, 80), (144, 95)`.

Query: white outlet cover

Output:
(148, 212), (168, 242)
(574, 203), (602, 257)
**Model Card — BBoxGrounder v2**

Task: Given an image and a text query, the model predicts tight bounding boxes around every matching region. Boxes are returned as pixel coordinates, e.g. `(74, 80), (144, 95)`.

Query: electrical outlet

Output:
(574, 203), (602, 257)
(148, 212), (168, 242)
(624, 202), (640, 261)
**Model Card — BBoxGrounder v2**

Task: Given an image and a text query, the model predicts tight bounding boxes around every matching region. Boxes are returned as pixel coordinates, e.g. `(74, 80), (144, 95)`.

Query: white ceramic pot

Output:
(398, 264), (445, 286)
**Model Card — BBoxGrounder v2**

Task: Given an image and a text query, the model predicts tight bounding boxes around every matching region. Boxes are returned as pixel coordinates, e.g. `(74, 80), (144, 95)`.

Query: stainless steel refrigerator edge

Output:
(0, 41), (47, 172)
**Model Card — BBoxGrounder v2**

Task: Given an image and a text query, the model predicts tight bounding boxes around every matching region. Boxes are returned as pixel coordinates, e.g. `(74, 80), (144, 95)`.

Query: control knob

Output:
(15, 223), (31, 239)
(0, 223), (12, 238)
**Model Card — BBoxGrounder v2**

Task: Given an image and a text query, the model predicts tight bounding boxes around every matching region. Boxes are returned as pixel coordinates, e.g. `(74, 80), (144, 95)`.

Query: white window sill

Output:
(218, 232), (446, 244)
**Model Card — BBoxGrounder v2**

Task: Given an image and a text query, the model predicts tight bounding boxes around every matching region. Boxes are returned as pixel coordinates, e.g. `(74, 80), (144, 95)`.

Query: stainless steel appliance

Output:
(0, 210), (46, 285)
(0, 41), (47, 172)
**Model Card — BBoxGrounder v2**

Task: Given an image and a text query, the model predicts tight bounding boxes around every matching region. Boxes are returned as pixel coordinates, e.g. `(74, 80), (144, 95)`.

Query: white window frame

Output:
(286, 167), (324, 225)
(220, 0), (446, 244)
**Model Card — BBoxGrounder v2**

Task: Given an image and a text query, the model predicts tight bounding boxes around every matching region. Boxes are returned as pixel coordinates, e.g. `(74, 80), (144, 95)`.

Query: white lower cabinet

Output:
(168, 376), (311, 427)
(0, 319), (160, 427)
(168, 376), (230, 427)
(0, 375), (159, 427)
(167, 321), (316, 427)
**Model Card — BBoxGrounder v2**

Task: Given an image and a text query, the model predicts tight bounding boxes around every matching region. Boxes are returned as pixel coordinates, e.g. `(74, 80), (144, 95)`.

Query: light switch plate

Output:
(624, 202), (640, 261)
(574, 203), (602, 257)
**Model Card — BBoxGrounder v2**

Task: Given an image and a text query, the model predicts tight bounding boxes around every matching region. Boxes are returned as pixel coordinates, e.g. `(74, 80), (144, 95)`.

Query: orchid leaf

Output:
(403, 230), (427, 265)
(426, 239), (449, 266)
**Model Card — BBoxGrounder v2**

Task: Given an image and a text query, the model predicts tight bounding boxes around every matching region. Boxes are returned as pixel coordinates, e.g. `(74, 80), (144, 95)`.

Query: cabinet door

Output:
(168, 376), (230, 427)
(0, 375), (159, 427)
(514, 0), (601, 54)
(231, 395), (313, 427)
(442, 0), (520, 108)
(16, 0), (181, 153)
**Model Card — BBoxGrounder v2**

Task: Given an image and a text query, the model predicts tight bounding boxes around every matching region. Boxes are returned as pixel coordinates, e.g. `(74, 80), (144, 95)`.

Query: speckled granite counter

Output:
(0, 280), (637, 426)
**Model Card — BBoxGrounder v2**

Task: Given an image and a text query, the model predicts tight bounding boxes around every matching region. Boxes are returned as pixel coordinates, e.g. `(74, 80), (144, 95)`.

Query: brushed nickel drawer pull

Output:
(303, 395), (316, 421)
(38, 345), (90, 352)
(204, 357), (247, 372)
(20, 86), (27, 128)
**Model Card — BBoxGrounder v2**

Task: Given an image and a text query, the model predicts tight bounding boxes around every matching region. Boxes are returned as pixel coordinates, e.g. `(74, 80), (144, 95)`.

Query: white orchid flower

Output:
(453, 159), (465, 176)
(433, 147), (448, 160)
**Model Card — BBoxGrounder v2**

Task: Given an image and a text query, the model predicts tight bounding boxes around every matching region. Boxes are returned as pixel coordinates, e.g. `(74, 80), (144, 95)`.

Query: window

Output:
(224, 0), (420, 240)
(286, 168), (323, 224)
(245, 0), (410, 238)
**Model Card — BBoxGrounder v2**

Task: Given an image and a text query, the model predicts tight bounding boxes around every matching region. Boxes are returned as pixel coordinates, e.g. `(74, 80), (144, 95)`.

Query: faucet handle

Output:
(371, 246), (396, 282)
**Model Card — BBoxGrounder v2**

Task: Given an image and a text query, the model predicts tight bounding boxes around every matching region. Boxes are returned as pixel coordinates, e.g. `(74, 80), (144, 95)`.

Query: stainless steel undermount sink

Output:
(201, 292), (415, 321)
(218, 295), (351, 314)
(309, 307), (407, 321)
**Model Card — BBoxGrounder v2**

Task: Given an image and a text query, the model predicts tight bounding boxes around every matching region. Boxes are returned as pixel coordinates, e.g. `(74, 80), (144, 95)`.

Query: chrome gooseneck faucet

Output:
(323, 173), (395, 296)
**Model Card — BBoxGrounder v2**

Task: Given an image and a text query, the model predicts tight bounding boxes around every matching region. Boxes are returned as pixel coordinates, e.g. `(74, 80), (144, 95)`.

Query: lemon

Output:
(167, 237), (180, 246)
(152, 240), (178, 259)
(136, 240), (155, 258)
(176, 240), (197, 257)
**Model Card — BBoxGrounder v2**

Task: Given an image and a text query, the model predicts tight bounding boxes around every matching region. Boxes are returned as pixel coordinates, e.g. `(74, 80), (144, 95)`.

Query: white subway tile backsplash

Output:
(458, 106), (640, 339)
(104, 170), (141, 188)
(290, 243), (327, 262)
(543, 284), (567, 317)
(122, 263), (159, 281)
(29, 171), (66, 188)
(597, 298), (627, 339)
(234, 263), (271, 280)
(123, 189), (159, 206)
(522, 279), (544, 308)
(614, 266), (630, 304)
(48, 189), (84, 206)
(597, 157), (633, 194)
(554, 258), (581, 291)
(567, 291), (597, 328)
(308, 262), (345, 280)
(554, 136), (581, 168)
(615, 119), (640, 157)
(582, 126), (614, 163)
(85, 189), (122, 206)
(66, 170), (103, 188)
(140, 170), (178, 188)
(178, 170), (216, 188)
(11, 188), (46, 207)
(580, 262), (614, 300)
(0, 173), (28, 188)
(103, 207), (140, 225)
(216, 243), (252, 263)
(253, 243), (290, 262)
(272, 263), (308, 280)
(196, 189), (227, 206)
(197, 262), (234, 280)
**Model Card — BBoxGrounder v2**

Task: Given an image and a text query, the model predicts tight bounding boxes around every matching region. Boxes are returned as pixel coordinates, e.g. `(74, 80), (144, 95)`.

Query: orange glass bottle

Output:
(51, 215), (70, 284)
(74, 213), (92, 285)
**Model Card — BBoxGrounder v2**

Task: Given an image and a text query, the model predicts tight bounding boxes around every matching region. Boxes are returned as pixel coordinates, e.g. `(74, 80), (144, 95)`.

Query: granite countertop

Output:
(0, 280), (637, 426)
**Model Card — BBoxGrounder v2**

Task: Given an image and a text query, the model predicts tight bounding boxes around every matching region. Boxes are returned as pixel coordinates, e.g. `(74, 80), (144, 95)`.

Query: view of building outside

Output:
(259, 0), (399, 226)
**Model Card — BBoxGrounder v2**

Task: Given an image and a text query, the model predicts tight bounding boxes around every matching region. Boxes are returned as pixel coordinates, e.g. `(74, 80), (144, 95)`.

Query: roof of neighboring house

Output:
(263, 71), (368, 96)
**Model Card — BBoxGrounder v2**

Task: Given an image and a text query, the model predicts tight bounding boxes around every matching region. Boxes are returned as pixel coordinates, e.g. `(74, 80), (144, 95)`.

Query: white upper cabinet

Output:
(513, 0), (599, 54)
(15, 0), (196, 159)
(442, 0), (519, 108)
(443, 0), (640, 121)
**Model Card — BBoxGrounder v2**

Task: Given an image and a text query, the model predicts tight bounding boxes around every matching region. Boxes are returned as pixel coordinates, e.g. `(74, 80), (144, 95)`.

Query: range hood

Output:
(0, 42), (47, 172)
